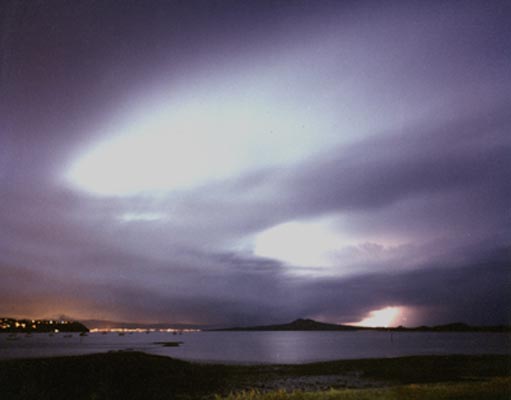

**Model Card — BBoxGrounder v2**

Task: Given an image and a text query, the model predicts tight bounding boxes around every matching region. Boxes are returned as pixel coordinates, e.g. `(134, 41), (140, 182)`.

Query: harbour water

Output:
(1, 331), (510, 364)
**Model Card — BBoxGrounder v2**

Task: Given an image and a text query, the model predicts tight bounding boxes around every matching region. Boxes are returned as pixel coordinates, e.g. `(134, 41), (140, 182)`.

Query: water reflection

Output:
(1, 331), (510, 364)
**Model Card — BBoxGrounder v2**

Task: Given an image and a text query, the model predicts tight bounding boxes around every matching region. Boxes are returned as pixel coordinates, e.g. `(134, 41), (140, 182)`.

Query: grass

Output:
(0, 352), (509, 400)
(282, 354), (511, 383)
(218, 378), (511, 400)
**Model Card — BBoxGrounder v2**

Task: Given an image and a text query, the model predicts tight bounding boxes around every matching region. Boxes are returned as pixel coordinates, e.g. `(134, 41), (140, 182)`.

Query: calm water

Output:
(1, 331), (510, 364)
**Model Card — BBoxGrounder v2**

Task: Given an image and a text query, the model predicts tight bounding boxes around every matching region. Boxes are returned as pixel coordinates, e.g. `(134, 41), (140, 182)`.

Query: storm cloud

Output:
(0, 0), (510, 327)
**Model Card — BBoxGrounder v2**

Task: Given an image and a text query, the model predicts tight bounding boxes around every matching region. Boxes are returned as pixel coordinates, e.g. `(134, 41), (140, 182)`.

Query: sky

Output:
(0, 0), (510, 328)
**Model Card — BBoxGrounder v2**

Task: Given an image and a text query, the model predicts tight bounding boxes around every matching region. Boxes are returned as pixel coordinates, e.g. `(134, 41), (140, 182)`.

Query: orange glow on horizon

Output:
(350, 306), (403, 328)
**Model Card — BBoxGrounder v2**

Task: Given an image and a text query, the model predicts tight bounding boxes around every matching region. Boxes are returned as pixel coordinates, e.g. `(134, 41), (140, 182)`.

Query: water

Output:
(1, 331), (510, 364)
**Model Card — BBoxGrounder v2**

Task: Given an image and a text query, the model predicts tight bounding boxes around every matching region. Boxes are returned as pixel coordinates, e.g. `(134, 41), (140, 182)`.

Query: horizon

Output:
(3, 315), (510, 331)
(1, 0), (510, 328)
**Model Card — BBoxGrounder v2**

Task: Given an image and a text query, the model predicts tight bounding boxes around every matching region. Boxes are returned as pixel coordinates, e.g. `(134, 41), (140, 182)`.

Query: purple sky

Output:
(1, 0), (510, 327)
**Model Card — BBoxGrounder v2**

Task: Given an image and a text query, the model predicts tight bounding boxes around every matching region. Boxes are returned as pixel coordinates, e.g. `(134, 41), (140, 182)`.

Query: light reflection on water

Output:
(1, 331), (510, 364)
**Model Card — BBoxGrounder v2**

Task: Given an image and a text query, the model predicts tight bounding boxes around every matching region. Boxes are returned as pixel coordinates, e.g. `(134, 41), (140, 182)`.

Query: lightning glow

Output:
(64, 28), (414, 198)
(253, 220), (347, 268)
(351, 306), (403, 328)
(66, 84), (334, 197)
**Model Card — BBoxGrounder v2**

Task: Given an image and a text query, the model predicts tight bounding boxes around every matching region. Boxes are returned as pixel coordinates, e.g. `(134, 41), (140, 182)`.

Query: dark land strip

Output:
(1, 352), (510, 400)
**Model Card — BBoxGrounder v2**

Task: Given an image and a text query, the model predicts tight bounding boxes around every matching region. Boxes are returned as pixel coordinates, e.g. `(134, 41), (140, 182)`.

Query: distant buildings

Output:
(0, 317), (88, 333)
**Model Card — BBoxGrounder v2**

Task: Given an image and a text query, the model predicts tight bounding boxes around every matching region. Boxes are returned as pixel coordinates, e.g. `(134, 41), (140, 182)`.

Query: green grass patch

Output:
(1, 352), (509, 399)
(218, 378), (511, 400)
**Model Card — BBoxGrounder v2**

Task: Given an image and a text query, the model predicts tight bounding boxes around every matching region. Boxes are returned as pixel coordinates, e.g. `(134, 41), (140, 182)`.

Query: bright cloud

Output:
(66, 81), (334, 197)
(119, 212), (166, 222)
(350, 306), (405, 328)
(253, 219), (348, 269)
(252, 217), (409, 274)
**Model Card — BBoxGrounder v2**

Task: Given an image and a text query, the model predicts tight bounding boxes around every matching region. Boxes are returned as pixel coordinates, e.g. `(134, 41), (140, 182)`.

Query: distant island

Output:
(213, 318), (511, 332)
(213, 318), (358, 331)
(1, 317), (89, 333)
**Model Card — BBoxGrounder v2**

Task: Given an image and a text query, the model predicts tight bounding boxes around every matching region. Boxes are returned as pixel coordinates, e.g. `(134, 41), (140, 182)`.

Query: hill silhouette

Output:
(213, 318), (511, 332)
(212, 318), (359, 331)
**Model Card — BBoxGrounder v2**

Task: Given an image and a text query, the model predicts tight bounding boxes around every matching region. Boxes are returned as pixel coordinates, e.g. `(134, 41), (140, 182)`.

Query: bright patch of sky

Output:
(119, 212), (166, 222)
(252, 217), (407, 275)
(66, 92), (335, 196)
(349, 306), (407, 328)
(64, 23), (427, 197)
(253, 219), (348, 268)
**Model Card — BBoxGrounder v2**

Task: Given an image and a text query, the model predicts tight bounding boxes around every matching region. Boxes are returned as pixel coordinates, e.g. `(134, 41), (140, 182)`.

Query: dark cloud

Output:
(0, 0), (509, 327)
(303, 246), (511, 326)
(282, 108), (510, 214)
(3, 242), (508, 326)
(167, 107), (510, 248)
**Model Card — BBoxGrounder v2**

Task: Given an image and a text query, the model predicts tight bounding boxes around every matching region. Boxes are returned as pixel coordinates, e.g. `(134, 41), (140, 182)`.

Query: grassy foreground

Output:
(218, 378), (511, 400)
(0, 352), (509, 400)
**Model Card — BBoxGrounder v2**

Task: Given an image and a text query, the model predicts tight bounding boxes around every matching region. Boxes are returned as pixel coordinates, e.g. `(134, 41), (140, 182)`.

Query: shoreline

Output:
(1, 352), (510, 399)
